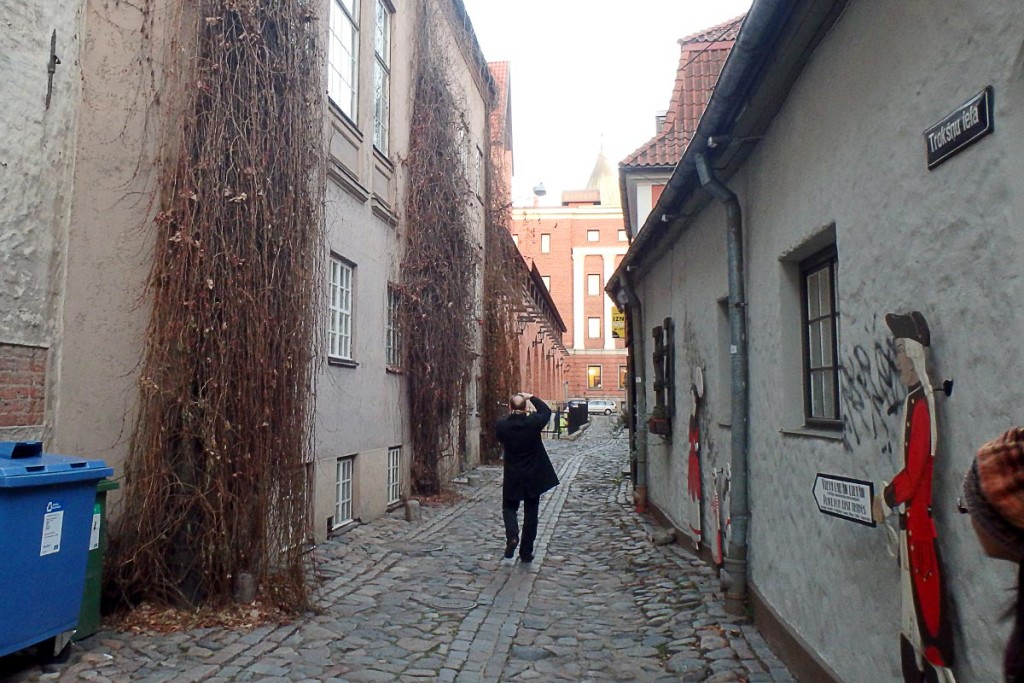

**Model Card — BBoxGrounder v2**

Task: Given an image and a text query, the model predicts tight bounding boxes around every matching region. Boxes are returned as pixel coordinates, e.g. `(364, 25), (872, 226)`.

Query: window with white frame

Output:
(328, 0), (359, 120)
(329, 256), (354, 361)
(512, 234), (519, 246)
(587, 273), (601, 296)
(540, 234), (550, 253)
(541, 275), (550, 290)
(801, 246), (840, 423)
(588, 317), (601, 339)
(372, 0), (391, 153)
(618, 229), (627, 241)
(386, 284), (401, 369)
(587, 230), (600, 242)
(387, 446), (401, 504)
(335, 456), (354, 526)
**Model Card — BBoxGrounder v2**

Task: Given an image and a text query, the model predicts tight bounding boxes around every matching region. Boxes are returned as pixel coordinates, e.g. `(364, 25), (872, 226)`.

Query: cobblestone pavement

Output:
(2, 419), (794, 682)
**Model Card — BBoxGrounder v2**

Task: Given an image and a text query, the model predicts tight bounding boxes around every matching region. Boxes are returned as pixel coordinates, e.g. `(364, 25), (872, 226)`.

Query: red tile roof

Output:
(621, 14), (744, 169)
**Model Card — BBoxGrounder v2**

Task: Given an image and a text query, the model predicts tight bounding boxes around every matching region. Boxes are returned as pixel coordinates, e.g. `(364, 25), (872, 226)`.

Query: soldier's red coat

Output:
(884, 387), (954, 669)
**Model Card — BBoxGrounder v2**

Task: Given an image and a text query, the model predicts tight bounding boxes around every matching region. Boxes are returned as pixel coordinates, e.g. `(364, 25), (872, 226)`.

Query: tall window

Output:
(335, 456), (354, 526)
(619, 365), (628, 390)
(512, 234), (519, 246)
(587, 365), (602, 389)
(587, 274), (601, 296)
(328, 0), (359, 120)
(329, 256), (354, 360)
(618, 230), (627, 241)
(386, 285), (401, 369)
(540, 234), (551, 253)
(372, 0), (391, 153)
(801, 247), (839, 423)
(587, 230), (600, 242)
(588, 317), (601, 339)
(541, 276), (550, 290)
(387, 446), (401, 504)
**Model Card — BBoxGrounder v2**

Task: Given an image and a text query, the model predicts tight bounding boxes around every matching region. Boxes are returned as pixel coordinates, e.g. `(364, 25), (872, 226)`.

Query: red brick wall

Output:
(0, 344), (47, 427)
(511, 208), (629, 403)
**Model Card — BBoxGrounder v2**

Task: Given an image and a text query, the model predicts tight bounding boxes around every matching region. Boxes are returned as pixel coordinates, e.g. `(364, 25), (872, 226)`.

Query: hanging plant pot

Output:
(648, 417), (672, 436)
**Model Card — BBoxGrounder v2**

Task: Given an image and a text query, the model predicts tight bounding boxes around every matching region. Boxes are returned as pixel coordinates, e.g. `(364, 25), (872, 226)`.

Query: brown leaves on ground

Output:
(106, 600), (291, 635)
(414, 489), (463, 507)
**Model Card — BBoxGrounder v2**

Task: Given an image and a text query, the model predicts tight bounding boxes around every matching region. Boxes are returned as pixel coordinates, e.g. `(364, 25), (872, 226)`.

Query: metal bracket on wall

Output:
(45, 30), (61, 110)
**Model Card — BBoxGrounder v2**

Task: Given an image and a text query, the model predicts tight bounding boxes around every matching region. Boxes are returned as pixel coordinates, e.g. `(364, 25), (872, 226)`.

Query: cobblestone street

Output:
(3, 420), (794, 682)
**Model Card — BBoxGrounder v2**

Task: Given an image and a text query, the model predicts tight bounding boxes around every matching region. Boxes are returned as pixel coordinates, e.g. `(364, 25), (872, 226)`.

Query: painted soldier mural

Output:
(686, 368), (704, 549)
(873, 311), (956, 683)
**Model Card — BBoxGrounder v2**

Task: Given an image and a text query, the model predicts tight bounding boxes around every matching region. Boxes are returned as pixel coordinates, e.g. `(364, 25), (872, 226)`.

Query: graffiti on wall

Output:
(839, 316), (901, 459)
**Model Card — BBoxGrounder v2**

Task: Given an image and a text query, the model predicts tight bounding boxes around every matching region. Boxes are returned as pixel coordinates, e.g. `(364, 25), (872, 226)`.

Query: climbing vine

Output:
(479, 145), (522, 462)
(109, 0), (324, 610)
(400, 3), (478, 495)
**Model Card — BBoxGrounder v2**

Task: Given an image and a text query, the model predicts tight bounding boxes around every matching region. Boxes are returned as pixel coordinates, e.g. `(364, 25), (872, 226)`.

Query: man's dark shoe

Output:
(519, 552), (534, 563)
(504, 537), (519, 559)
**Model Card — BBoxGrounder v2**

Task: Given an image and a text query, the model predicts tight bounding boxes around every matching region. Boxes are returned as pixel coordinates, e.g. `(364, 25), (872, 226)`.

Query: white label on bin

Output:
(89, 504), (101, 550)
(41, 509), (64, 556)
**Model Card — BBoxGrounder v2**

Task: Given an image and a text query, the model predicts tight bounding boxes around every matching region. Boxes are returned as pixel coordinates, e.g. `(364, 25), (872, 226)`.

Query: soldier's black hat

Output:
(885, 311), (930, 347)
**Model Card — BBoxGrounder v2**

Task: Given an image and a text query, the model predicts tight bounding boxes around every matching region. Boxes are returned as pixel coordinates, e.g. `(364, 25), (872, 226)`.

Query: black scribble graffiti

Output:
(839, 318), (901, 460)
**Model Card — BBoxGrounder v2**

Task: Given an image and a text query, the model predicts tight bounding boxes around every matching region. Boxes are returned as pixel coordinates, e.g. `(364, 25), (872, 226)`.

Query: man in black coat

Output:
(495, 392), (560, 562)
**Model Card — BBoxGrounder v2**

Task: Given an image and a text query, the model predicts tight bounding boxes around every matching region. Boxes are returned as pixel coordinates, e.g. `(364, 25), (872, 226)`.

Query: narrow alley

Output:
(4, 420), (793, 683)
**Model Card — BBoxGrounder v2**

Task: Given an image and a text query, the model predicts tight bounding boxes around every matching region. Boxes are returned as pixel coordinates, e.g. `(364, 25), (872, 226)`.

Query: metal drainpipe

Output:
(619, 272), (648, 511)
(695, 152), (749, 616)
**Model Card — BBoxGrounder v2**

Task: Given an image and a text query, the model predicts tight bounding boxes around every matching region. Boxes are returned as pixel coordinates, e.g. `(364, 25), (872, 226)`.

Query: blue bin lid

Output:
(0, 441), (114, 489)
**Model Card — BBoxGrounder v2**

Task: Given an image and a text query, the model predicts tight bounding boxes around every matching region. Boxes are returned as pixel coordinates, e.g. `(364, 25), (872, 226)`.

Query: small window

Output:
(587, 274), (601, 296)
(587, 365), (602, 389)
(618, 230), (627, 241)
(541, 234), (551, 253)
(541, 276), (550, 290)
(386, 285), (401, 369)
(328, 0), (359, 120)
(329, 256), (354, 361)
(587, 230), (600, 242)
(801, 247), (840, 423)
(512, 234), (519, 246)
(387, 446), (401, 504)
(619, 365), (628, 390)
(372, 0), (392, 153)
(588, 317), (601, 339)
(335, 456), (354, 526)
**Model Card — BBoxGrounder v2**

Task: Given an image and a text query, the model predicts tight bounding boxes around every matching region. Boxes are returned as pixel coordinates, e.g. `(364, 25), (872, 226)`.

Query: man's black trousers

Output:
(502, 496), (540, 558)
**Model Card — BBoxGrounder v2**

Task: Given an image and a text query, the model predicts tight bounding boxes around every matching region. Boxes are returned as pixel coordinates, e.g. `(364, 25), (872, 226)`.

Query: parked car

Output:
(587, 399), (617, 416)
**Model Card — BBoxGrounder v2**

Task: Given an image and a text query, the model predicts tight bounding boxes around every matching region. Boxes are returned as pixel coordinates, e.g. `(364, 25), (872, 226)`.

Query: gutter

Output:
(695, 152), (749, 616)
(616, 270), (647, 510)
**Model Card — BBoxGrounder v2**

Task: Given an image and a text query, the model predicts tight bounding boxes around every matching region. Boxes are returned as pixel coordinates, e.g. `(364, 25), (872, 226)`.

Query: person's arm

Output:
(528, 396), (552, 424)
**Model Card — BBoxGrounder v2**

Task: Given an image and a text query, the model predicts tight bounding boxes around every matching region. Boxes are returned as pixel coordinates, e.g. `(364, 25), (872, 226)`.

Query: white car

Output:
(587, 399), (618, 416)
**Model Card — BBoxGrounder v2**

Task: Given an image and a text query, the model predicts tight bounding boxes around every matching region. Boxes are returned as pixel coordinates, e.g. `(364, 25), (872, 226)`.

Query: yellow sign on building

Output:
(611, 310), (626, 339)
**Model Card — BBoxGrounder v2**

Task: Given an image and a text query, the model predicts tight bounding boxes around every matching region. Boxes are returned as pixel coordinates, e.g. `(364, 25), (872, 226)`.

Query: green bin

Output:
(73, 479), (119, 642)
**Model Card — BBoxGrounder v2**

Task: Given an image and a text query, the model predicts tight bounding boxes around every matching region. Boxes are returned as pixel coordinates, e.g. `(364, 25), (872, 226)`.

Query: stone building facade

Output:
(1, 0), (496, 543)
(608, 1), (1024, 681)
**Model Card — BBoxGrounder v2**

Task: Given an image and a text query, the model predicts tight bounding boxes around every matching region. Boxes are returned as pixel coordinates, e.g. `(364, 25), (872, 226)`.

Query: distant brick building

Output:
(511, 152), (628, 406)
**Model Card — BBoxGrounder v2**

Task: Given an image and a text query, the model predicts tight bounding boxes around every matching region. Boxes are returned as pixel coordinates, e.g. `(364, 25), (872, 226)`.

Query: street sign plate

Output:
(812, 473), (876, 527)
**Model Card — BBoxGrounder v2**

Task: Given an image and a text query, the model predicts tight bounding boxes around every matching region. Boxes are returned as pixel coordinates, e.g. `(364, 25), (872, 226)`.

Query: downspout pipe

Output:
(618, 271), (648, 512)
(695, 151), (749, 616)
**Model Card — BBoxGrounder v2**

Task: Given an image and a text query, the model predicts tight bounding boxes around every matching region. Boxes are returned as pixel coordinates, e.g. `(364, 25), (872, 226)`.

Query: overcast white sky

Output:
(460, 0), (753, 206)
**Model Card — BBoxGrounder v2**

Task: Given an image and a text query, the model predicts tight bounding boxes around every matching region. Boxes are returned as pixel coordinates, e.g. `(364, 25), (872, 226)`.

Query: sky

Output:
(459, 0), (753, 206)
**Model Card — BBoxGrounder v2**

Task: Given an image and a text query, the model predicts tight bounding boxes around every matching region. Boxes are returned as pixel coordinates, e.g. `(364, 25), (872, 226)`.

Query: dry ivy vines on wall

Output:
(109, 0), (324, 611)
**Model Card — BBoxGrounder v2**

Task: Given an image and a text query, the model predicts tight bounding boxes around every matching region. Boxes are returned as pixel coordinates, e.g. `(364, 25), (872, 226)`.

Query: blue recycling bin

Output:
(0, 441), (113, 657)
